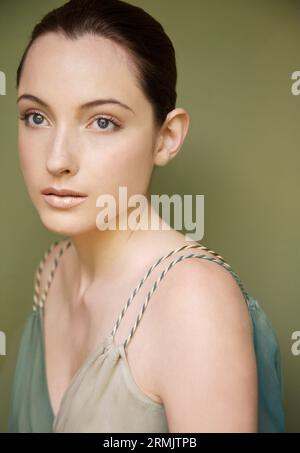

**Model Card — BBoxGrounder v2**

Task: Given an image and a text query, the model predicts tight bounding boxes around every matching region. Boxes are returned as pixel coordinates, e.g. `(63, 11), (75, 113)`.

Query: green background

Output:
(0, 0), (299, 432)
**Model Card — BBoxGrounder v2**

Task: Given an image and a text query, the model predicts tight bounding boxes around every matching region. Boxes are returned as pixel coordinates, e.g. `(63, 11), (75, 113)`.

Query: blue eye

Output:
(19, 111), (49, 127)
(90, 116), (121, 131)
(97, 118), (111, 129)
(32, 113), (44, 124)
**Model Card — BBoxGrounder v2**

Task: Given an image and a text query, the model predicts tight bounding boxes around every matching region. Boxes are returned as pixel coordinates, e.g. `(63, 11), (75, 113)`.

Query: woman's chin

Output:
(38, 210), (94, 236)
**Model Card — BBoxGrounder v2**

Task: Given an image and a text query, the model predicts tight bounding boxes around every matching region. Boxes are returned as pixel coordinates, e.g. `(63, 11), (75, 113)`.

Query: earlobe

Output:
(153, 150), (170, 167)
(152, 133), (170, 167)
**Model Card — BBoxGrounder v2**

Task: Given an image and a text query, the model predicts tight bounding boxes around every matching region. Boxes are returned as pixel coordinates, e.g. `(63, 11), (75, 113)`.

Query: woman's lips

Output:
(42, 193), (88, 209)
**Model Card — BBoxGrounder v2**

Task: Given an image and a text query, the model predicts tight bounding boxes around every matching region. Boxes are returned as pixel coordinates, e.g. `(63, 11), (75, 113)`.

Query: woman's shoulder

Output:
(153, 237), (251, 327)
(143, 230), (249, 308)
(142, 231), (253, 350)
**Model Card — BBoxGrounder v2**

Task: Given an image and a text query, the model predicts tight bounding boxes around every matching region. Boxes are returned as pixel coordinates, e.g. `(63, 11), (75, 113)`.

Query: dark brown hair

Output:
(16, 0), (177, 129)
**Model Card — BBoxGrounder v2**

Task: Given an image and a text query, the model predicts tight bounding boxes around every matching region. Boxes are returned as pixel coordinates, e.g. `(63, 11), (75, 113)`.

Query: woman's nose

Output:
(46, 130), (79, 176)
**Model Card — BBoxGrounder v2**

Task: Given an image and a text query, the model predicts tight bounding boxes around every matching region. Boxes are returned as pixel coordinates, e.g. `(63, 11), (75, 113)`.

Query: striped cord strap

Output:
(109, 243), (250, 351)
(32, 239), (72, 310)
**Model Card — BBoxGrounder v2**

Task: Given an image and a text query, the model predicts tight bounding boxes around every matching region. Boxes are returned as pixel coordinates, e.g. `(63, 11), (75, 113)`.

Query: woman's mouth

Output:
(41, 187), (88, 209)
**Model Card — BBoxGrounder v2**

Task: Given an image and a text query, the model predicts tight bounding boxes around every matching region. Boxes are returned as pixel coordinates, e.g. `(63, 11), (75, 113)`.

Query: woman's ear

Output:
(153, 108), (190, 167)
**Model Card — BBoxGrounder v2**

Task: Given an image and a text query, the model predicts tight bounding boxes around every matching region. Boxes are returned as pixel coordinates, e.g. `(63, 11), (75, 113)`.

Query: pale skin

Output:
(17, 32), (258, 432)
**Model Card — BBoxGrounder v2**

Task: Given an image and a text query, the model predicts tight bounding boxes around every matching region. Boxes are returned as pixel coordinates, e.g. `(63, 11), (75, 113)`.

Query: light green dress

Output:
(8, 239), (285, 432)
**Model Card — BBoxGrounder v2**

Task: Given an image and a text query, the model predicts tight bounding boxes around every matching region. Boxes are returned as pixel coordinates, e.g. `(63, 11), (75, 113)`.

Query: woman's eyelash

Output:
(18, 111), (121, 130)
(18, 111), (47, 126)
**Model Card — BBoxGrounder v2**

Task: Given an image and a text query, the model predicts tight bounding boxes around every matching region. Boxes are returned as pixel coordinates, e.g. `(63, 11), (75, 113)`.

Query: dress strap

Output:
(33, 240), (250, 354)
(109, 244), (251, 352)
(32, 238), (72, 311)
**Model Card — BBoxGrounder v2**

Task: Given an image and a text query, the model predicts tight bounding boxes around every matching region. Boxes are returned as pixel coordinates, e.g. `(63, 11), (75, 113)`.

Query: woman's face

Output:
(17, 32), (157, 236)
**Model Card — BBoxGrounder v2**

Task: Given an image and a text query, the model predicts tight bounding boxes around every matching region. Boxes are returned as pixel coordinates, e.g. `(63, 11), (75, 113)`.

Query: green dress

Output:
(8, 239), (285, 433)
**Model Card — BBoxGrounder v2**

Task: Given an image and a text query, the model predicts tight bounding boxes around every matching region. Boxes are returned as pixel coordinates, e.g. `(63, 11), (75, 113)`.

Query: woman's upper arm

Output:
(156, 259), (258, 433)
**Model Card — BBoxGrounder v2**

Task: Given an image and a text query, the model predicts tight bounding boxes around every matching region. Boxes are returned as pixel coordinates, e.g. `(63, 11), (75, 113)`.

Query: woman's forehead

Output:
(17, 33), (155, 124)
(19, 33), (140, 99)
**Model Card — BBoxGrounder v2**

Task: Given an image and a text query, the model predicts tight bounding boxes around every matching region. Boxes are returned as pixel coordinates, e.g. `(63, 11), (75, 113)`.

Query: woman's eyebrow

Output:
(16, 94), (135, 114)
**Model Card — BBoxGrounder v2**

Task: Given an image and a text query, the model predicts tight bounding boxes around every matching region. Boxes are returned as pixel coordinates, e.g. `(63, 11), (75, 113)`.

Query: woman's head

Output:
(16, 0), (189, 237)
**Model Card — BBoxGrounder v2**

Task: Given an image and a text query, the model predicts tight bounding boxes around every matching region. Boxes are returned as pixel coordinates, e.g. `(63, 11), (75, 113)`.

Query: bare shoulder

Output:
(156, 253), (253, 345)
(152, 239), (252, 325)
(152, 252), (258, 432)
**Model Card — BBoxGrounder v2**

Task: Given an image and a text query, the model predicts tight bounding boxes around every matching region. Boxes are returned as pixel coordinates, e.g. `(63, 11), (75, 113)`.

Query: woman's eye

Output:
(19, 112), (120, 131)
(19, 112), (49, 127)
(89, 116), (120, 132)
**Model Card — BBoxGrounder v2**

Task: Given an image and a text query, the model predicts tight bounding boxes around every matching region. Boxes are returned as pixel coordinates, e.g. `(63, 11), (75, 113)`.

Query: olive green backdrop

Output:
(0, 0), (299, 432)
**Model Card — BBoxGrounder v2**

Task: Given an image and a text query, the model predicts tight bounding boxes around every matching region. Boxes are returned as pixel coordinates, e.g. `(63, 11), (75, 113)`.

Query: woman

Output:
(9, 0), (284, 433)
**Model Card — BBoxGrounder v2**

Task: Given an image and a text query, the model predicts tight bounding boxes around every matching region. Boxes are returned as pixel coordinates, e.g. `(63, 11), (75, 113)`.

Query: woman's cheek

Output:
(18, 140), (31, 177)
(18, 129), (34, 166)
(18, 144), (37, 180)
(18, 138), (43, 202)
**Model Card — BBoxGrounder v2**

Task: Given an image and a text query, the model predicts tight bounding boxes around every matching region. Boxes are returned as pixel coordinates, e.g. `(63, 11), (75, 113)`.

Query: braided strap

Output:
(122, 251), (250, 350)
(109, 243), (241, 347)
(32, 239), (72, 310)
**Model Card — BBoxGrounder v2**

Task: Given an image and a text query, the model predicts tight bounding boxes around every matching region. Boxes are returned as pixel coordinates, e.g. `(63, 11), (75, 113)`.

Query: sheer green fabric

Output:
(8, 309), (53, 432)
